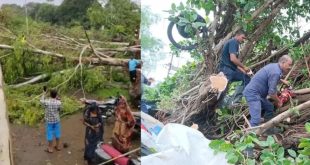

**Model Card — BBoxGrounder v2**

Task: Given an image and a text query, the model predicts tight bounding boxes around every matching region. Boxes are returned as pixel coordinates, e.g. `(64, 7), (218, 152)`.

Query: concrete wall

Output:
(0, 65), (12, 165)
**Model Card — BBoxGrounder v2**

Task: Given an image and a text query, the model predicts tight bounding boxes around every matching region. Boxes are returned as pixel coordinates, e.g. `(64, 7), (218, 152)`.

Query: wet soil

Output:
(10, 111), (140, 165)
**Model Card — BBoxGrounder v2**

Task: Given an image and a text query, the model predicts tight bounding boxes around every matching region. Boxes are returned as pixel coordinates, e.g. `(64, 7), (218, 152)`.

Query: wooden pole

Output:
(98, 147), (140, 165)
(0, 64), (13, 165)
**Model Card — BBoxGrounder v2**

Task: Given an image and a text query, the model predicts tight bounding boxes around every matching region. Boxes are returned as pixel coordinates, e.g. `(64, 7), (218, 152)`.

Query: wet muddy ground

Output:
(10, 111), (140, 165)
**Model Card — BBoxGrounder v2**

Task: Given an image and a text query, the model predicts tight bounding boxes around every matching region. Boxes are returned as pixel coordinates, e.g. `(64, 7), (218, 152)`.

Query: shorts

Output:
(46, 122), (61, 141)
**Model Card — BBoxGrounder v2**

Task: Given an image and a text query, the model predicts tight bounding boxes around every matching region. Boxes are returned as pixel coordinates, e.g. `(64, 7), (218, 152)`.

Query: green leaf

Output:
(260, 150), (274, 160)
(226, 152), (239, 164)
(246, 159), (256, 165)
(177, 2), (185, 10)
(277, 147), (285, 158)
(209, 140), (225, 150)
(236, 143), (247, 151)
(288, 149), (297, 158)
(171, 3), (176, 11)
(267, 136), (275, 145)
(184, 24), (193, 34)
(239, 0), (246, 4)
(262, 159), (274, 165)
(178, 17), (190, 24)
(189, 13), (198, 22)
(305, 122), (310, 133)
(219, 142), (233, 152)
(192, 22), (206, 29)
(298, 141), (310, 148)
(177, 22), (187, 26)
(282, 159), (292, 165)
(300, 148), (310, 156)
(215, 109), (222, 115)
(257, 140), (269, 147)
(204, 1), (215, 10)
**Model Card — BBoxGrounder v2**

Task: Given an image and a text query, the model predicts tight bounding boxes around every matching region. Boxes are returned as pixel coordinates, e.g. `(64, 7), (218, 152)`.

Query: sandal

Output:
(44, 148), (53, 153)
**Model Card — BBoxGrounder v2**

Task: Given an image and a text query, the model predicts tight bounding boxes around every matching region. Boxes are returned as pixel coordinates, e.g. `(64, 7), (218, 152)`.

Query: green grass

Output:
(94, 87), (129, 100)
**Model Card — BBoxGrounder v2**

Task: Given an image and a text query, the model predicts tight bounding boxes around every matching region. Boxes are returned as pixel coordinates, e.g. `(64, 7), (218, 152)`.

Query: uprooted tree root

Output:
(160, 68), (310, 144)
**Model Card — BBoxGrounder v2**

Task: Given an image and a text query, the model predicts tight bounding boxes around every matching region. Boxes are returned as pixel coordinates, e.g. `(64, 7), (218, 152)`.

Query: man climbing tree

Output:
(218, 30), (251, 107)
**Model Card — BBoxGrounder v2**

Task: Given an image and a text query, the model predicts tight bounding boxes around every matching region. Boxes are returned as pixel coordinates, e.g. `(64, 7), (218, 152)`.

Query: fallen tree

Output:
(154, 0), (310, 143)
(0, 44), (140, 67)
(248, 100), (310, 135)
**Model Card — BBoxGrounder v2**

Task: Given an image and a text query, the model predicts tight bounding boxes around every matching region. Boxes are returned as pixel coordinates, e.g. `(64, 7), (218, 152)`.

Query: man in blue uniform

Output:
(218, 30), (251, 106)
(243, 55), (293, 127)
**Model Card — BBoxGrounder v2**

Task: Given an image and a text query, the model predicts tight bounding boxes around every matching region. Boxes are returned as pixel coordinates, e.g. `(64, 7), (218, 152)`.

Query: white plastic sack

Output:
(141, 123), (229, 165)
(141, 111), (164, 139)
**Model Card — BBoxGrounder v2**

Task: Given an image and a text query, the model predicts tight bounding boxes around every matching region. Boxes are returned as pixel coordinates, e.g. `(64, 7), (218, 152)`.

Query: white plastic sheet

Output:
(141, 123), (229, 165)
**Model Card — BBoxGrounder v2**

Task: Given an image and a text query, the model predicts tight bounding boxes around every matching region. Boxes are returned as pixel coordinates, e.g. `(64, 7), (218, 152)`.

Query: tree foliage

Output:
(56, 0), (96, 26)
(87, 0), (140, 41)
(0, 2), (136, 126)
(167, 0), (310, 72)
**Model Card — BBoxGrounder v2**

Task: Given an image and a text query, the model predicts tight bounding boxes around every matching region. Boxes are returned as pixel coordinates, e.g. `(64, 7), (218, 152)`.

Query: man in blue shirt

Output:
(243, 55), (293, 127)
(128, 56), (139, 82)
(218, 30), (251, 106)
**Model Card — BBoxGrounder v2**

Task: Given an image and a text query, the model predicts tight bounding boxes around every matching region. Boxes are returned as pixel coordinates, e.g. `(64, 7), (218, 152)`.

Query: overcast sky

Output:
(142, 0), (193, 83)
(0, 0), (63, 7)
(0, 0), (140, 7)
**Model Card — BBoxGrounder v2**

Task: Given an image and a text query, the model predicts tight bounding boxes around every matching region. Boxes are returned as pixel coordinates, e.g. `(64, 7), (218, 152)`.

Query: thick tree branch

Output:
(213, 0), (275, 56)
(240, 0), (287, 60)
(0, 44), (65, 59)
(255, 100), (310, 135)
(0, 44), (139, 67)
(215, 2), (236, 43)
(250, 31), (310, 68)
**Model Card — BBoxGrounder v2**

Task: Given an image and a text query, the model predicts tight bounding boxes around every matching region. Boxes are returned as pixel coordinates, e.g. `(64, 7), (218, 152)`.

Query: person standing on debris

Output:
(128, 56), (139, 83)
(218, 30), (251, 106)
(243, 55), (293, 129)
(40, 87), (62, 153)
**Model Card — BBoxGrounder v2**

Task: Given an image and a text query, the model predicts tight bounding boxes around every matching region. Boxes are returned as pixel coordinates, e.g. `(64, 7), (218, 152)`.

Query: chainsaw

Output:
(278, 85), (295, 105)
(267, 85), (295, 106)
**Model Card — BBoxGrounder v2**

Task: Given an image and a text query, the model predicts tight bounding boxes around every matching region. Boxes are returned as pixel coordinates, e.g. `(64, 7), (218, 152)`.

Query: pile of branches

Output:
(160, 0), (310, 144)
(0, 26), (141, 88)
(163, 66), (310, 143)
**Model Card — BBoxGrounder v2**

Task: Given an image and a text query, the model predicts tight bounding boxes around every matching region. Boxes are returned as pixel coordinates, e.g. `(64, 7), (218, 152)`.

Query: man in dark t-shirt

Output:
(218, 30), (251, 106)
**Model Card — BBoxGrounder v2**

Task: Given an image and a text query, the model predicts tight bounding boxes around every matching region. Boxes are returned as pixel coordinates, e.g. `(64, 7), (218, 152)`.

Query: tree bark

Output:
(0, 44), (65, 59)
(172, 73), (228, 123)
(0, 44), (140, 67)
(294, 88), (310, 95)
(8, 68), (77, 88)
(79, 57), (138, 67)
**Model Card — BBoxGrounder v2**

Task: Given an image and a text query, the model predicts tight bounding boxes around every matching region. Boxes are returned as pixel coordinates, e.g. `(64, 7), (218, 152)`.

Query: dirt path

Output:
(10, 111), (140, 165)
